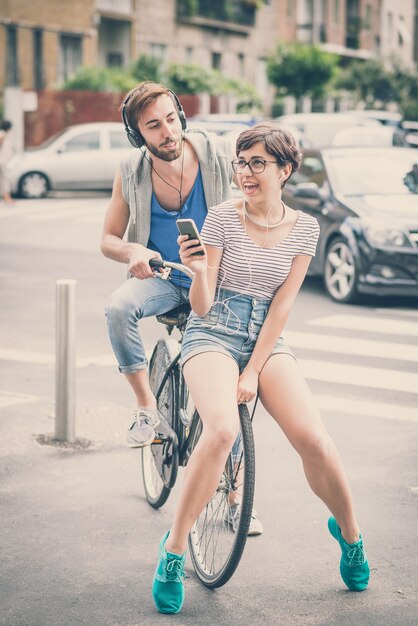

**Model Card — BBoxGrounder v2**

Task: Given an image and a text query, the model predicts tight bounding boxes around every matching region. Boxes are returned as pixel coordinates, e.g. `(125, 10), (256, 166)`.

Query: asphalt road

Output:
(0, 195), (417, 626)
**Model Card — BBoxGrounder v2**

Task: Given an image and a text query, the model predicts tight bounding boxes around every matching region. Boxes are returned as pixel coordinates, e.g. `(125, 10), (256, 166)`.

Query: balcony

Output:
(95, 0), (134, 16)
(177, 0), (256, 34)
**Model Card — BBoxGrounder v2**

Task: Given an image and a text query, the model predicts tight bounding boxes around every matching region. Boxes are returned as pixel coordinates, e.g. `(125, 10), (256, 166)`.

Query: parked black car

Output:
(282, 147), (418, 303)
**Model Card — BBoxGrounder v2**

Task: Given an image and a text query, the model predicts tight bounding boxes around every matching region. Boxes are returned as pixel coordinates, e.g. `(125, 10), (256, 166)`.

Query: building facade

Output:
(1, 0), (417, 112)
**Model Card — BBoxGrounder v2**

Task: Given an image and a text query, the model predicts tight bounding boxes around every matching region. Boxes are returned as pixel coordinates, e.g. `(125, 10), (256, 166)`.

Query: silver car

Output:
(8, 122), (135, 199)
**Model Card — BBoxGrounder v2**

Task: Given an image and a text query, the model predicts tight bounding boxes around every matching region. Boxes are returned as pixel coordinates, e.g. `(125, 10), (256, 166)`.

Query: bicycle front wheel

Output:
(188, 404), (255, 588)
(141, 339), (179, 509)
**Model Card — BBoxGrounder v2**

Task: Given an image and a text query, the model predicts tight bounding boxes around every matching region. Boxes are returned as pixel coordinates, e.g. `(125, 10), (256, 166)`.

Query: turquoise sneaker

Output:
(152, 531), (186, 614)
(328, 516), (370, 591)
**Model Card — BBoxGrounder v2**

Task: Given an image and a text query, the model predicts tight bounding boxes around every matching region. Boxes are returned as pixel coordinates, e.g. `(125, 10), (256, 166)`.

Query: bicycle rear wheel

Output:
(141, 339), (179, 509)
(188, 404), (255, 588)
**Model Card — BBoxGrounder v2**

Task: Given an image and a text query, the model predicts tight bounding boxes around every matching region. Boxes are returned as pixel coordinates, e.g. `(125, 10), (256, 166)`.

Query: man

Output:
(101, 81), (263, 536)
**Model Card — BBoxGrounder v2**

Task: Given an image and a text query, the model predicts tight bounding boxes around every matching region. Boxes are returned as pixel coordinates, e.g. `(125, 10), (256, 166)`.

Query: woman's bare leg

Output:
(259, 354), (360, 543)
(165, 352), (240, 555)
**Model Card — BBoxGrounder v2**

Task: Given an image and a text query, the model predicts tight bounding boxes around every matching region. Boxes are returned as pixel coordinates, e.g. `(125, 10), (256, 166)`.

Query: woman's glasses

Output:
(231, 157), (279, 174)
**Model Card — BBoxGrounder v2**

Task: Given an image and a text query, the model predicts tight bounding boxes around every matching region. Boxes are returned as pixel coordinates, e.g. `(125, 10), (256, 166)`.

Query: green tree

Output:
(166, 63), (214, 94)
(130, 54), (163, 83)
(267, 43), (339, 99)
(61, 66), (136, 92)
(335, 59), (396, 105)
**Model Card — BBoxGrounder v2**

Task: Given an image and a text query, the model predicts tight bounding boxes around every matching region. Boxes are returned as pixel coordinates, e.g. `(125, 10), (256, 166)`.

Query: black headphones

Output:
(121, 88), (187, 149)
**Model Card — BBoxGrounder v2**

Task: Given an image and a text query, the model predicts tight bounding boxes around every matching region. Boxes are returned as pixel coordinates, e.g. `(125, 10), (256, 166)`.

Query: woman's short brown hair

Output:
(236, 121), (302, 185)
(121, 81), (175, 130)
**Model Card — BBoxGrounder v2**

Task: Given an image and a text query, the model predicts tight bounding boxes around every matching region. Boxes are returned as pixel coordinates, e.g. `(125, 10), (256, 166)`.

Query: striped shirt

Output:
(201, 200), (320, 300)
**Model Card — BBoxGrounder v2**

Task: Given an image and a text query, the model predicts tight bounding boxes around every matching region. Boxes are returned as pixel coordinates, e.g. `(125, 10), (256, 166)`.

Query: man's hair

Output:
(121, 81), (176, 131)
(236, 121), (302, 184)
(0, 120), (12, 131)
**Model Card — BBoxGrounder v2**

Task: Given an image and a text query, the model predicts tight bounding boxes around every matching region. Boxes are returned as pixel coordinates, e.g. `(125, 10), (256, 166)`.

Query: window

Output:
(149, 43), (166, 60)
(286, 0), (292, 19)
(212, 52), (221, 71)
(107, 52), (123, 67)
(33, 29), (44, 89)
(59, 34), (82, 82)
(387, 12), (393, 43)
(364, 4), (372, 30)
(237, 52), (245, 77)
(110, 131), (129, 149)
(185, 46), (193, 62)
(333, 0), (340, 24)
(6, 26), (19, 86)
(64, 132), (100, 152)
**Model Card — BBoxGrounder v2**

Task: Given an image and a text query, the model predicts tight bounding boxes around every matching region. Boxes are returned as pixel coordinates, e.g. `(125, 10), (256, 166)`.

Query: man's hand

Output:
(128, 245), (161, 279)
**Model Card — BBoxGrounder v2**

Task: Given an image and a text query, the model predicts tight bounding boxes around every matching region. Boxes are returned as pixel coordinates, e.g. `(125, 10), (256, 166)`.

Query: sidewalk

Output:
(1, 383), (418, 626)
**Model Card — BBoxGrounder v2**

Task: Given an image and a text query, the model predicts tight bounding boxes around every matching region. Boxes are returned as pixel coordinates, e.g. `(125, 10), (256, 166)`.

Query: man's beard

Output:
(146, 137), (182, 161)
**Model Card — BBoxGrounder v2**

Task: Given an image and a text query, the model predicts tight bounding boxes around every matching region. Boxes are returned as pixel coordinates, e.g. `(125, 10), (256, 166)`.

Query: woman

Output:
(152, 121), (370, 614)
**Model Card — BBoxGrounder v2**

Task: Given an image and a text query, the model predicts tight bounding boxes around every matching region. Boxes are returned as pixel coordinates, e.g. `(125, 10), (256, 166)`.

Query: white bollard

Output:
(55, 279), (77, 442)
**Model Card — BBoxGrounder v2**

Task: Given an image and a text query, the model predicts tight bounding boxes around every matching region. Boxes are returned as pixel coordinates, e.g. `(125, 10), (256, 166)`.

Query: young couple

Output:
(101, 81), (370, 616)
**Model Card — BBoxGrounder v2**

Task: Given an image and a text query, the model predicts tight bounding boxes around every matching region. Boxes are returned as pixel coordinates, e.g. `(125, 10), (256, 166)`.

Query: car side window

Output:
(64, 132), (100, 152)
(110, 131), (129, 149)
(291, 156), (326, 188)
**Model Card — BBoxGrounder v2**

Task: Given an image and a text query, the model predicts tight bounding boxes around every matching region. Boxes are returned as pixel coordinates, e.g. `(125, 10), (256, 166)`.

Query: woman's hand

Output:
(178, 234), (207, 274)
(237, 365), (259, 405)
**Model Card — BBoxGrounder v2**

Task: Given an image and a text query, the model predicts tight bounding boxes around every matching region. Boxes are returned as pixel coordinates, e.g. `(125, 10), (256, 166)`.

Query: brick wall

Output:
(24, 90), (202, 146)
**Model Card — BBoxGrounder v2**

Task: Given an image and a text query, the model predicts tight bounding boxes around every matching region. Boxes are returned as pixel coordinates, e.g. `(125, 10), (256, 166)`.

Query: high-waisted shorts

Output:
(181, 288), (295, 372)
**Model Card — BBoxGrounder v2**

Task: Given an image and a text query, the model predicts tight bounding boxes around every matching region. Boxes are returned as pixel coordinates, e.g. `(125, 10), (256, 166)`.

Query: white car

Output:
(8, 122), (135, 199)
(275, 113), (380, 149)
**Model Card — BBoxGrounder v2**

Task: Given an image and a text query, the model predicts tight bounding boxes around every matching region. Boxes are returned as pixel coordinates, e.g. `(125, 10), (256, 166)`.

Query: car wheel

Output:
(324, 237), (359, 303)
(19, 172), (49, 199)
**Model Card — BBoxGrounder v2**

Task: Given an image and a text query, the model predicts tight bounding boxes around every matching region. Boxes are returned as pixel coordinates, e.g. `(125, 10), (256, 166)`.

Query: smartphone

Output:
(176, 218), (205, 256)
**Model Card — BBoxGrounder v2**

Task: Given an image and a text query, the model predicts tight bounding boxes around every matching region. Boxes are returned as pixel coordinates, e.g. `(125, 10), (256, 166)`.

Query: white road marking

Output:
(315, 394), (418, 423)
(0, 348), (54, 365)
(374, 309), (418, 319)
(285, 330), (418, 362)
(0, 390), (41, 408)
(309, 315), (418, 337)
(299, 359), (418, 394)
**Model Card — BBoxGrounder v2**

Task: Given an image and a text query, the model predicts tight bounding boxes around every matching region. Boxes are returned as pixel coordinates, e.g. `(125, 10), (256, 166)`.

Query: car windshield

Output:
(326, 152), (418, 195)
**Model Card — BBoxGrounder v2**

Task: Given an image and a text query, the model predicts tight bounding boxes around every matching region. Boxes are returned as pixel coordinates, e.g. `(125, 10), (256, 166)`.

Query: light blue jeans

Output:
(105, 276), (189, 374)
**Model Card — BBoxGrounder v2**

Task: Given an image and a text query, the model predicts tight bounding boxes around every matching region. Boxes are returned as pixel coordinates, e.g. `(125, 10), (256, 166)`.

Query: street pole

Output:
(55, 279), (77, 442)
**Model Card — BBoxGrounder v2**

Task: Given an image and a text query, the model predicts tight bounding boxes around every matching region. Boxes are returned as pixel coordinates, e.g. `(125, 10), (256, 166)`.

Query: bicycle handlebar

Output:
(149, 258), (194, 280)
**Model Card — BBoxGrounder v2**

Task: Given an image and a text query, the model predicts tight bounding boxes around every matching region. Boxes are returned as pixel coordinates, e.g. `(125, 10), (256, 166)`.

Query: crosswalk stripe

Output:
(0, 390), (41, 408)
(309, 314), (418, 337)
(285, 330), (418, 362)
(2, 348), (417, 395)
(299, 359), (418, 394)
(314, 394), (418, 423)
(374, 308), (418, 319)
(26, 207), (104, 222)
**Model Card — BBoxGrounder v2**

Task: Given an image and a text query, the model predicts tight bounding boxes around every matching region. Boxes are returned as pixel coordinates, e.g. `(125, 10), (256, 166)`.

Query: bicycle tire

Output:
(141, 339), (179, 509)
(188, 404), (255, 588)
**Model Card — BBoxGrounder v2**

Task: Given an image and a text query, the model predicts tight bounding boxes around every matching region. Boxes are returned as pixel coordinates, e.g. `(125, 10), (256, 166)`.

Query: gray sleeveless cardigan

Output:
(119, 128), (234, 246)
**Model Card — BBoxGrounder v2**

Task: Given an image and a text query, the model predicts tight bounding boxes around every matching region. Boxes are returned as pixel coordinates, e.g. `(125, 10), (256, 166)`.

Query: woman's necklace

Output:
(244, 200), (286, 228)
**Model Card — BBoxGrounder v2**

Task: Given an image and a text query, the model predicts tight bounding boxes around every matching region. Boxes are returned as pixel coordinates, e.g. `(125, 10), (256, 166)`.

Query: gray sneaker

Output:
(127, 408), (160, 448)
(224, 504), (264, 536)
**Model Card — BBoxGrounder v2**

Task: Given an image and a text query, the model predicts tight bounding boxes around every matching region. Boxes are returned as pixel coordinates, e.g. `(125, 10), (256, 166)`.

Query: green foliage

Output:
(130, 55), (163, 83)
(267, 43), (339, 99)
(166, 63), (214, 94)
(216, 74), (262, 111)
(61, 66), (136, 92)
(335, 59), (396, 104)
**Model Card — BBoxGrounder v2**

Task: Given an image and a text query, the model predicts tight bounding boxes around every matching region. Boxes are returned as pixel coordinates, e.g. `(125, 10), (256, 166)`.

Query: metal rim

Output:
(324, 240), (356, 301)
(21, 173), (48, 198)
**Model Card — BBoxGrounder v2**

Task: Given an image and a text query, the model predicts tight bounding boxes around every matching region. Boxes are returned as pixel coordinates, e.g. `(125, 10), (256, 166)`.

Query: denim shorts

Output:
(181, 288), (295, 371)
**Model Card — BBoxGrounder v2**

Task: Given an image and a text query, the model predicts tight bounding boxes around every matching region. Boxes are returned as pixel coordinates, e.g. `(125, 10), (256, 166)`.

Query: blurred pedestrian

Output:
(0, 120), (15, 205)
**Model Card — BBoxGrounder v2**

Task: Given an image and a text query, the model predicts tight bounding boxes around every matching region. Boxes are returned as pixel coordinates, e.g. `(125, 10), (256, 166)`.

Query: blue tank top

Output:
(149, 166), (207, 289)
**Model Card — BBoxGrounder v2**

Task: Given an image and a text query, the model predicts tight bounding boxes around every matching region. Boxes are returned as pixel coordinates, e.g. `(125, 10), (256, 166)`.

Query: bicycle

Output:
(141, 258), (256, 588)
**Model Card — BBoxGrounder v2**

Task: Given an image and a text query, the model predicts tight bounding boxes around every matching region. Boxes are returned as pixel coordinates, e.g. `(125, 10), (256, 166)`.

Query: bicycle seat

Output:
(156, 303), (191, 331)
